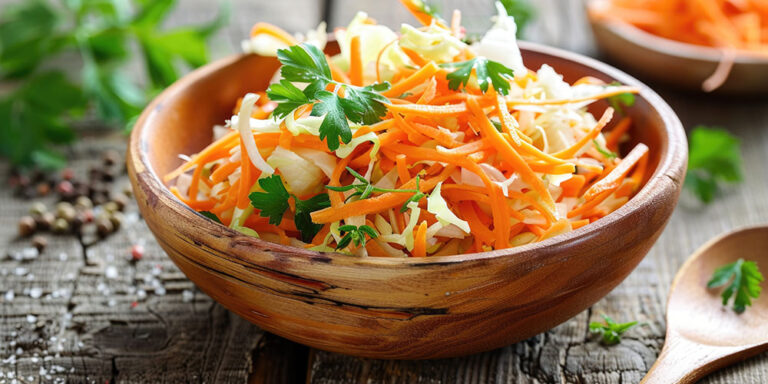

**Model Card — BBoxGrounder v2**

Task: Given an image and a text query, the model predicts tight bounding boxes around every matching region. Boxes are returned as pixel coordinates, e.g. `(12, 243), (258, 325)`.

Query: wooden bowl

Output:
(127, 41), (687, 359)
(587, 1), (768, 94)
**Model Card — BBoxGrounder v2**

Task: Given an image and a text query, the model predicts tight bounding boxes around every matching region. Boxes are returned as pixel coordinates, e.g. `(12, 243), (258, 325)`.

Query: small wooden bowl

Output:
(127, 41), (687, 359)
(587, 1), (768, 94)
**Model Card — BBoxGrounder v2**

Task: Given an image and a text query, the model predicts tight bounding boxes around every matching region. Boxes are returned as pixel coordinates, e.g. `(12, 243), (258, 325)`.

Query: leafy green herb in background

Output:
(0, 0), (228, 169)
(684, 127), (744, 203)
(707, 258), (763, 314)
(589, 314), (638, 345)
(499, 0), (534, 37)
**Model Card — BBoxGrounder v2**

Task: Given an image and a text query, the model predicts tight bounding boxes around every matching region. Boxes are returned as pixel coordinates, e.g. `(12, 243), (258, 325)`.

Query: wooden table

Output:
(1, 0), (767, 383)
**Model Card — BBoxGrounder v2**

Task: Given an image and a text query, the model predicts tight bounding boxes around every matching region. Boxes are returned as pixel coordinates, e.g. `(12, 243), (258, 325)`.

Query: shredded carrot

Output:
(412, 221), (428, 257)
(249, 22), (298, 45)
(349, 35), (364, 86)
(583, 143), (649, 201)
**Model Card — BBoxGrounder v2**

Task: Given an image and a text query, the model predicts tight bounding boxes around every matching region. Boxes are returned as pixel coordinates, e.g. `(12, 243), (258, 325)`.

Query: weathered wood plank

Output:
(1, 0), (767, 383)
(0, 133), (265, 383)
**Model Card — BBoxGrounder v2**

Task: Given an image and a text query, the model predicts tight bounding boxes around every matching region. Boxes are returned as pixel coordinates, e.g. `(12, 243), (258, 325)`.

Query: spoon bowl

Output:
(642, 226), (768, 383)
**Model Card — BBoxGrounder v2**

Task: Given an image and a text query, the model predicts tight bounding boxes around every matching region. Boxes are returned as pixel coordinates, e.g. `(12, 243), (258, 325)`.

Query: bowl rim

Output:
(130, 40), (687, 267)
(586, 0), (768, 64)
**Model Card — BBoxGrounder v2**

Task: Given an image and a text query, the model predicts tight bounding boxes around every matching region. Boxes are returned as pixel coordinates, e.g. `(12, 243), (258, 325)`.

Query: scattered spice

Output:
(130, 244), (144, 261)
(96, 218), (114, 238)
(18, 216), (37, 237)
(52, 218), (70, 234)
(31, 235), (48, 252)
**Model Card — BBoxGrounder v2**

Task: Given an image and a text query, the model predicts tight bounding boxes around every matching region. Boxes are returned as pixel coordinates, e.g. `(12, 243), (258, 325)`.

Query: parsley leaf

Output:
(249, 175), (291, 225)
(294, 193), (331, 242)
(707, 258), (764, 314)
(336, 225), (379, 250)
(267, 44), (391, 151)
(606, 82), (636, 116)
(249, 174), (331, 241)
(684, 127), (743, 203)
(267, 79), (310, 119)
(342, 83), (391, 125)
(312, 90), (353, 151)
(589, 315), (638, 345)
(440, 58), (515, 95)
(276, 43), (332, 85)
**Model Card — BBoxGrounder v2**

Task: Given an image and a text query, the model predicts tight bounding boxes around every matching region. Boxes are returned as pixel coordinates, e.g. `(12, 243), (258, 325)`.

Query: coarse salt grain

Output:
(4, 291), (14, 301)
(26, 315), (36, 324)
(105, 266), (118, 279)
(182, 290), (193, 303)
(29, 287), (43, 299)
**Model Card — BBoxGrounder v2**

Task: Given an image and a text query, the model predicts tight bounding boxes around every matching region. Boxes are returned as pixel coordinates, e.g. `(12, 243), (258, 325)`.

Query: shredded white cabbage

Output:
(472, 1), (527, 76)
(427, 182), (470, 233)
(333, 12), (409, 83)
(293, 147), (337, 179)
(266, 146), (324, 196)
(378, 202), (421, 250)
(399, 23), (465, 63)
(335, 131), (380, 159)
(236, 93), (275, 175)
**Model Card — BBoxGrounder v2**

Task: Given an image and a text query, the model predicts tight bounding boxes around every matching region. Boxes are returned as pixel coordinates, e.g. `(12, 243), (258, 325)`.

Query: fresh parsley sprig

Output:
(266, 44), (391, 151)
(336, 224), (379, 250)
(248, 174), (331, 242)
(589, 315), (638, 345)
(707, 258), (763, 314)
(325, 167), (425, 212)
(440, 57), (515, 95)
(684, 127), (743, 203)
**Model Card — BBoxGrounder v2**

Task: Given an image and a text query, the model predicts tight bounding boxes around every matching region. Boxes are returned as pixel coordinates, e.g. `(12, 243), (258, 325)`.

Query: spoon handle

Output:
(641, 335), (747, 384)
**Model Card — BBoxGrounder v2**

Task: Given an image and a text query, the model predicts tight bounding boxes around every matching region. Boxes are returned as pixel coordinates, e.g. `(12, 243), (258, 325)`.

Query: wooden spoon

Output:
(641, 226), (768, 384)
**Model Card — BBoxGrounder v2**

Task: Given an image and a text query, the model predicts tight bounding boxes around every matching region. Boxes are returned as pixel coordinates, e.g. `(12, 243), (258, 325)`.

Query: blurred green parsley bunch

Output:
(0, 0), (228, 169)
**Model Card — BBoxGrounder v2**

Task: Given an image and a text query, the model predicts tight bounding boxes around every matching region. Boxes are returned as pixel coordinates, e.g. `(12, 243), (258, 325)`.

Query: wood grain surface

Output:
(1, 0), (767, 383)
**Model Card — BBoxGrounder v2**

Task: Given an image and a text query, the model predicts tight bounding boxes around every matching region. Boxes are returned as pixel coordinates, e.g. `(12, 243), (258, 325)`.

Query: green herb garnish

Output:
(684, 127), (743, 203)
(593, 139), (617, 159)
(707, 258), (763, 314)
(336, 224), (379, 250)
(325, 167), (425, 211)
(248, 174), (331, 242)
(589, 315), (638, 345)
(440, 58), (515, 95)
(606, 82), (636, 116)
(266, 44), (391, 151)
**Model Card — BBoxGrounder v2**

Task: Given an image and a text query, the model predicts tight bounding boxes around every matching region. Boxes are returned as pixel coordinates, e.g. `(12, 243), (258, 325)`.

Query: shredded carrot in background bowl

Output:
(589, 0), (768, 91)
(166, 0), (648, 258)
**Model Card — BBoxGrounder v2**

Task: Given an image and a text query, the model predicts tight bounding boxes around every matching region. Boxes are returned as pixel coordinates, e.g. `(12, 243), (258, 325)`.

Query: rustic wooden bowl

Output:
(127, 41), (687, 359)
(587, 1), (768, 94)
